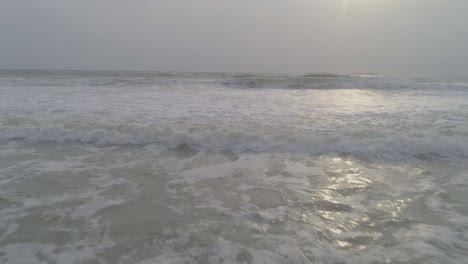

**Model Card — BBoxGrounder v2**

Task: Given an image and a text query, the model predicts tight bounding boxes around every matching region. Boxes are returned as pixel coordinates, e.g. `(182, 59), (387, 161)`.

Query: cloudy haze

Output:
(0, 0), (467, 76)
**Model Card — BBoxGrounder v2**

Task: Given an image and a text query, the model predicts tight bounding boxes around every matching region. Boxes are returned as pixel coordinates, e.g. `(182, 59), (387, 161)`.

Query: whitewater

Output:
(0, 70), (467, 263)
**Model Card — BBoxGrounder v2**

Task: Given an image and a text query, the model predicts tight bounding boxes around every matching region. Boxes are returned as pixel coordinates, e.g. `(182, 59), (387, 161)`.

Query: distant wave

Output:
(1, 70), (467, 90)
(220, 74), (467, 90)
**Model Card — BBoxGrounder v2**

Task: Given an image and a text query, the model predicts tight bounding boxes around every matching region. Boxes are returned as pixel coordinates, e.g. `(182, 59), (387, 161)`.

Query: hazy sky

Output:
(1, 0), (467, 76)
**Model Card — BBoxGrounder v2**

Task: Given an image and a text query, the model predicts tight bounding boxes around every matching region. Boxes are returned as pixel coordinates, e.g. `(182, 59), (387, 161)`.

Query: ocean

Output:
(0, 70), (467, 263)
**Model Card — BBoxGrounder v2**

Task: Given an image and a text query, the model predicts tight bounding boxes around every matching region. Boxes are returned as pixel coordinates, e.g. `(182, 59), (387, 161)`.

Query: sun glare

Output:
(341, 0), (351, 18)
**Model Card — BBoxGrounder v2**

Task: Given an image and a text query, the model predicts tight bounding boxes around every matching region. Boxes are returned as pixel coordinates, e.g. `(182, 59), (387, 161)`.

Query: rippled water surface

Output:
(0, 71), (467, 263)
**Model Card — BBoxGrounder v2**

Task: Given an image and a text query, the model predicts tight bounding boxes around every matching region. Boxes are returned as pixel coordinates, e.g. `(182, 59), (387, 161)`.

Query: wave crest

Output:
(1, 122), (466, 160)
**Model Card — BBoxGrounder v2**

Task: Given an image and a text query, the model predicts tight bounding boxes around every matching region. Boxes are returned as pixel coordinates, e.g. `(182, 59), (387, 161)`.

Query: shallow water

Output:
(0, 71), (467, 263)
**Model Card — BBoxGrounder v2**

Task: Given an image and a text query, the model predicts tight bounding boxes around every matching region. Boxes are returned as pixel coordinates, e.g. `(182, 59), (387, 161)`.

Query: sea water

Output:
(0, 70), (467, 263)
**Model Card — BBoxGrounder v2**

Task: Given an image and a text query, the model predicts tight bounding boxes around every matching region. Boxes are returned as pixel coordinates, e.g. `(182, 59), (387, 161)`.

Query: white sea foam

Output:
(1, 71), (468, 263)
(1, 71), (466, 161)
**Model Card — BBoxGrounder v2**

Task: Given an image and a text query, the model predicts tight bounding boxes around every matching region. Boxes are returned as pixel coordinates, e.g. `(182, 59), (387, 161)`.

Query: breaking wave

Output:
(1, 122), (466, 160)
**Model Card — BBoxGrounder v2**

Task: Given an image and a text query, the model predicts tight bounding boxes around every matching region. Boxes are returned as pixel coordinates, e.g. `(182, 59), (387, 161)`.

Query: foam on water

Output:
(0, 71), (468, 263)
(1, 71), (467, 160)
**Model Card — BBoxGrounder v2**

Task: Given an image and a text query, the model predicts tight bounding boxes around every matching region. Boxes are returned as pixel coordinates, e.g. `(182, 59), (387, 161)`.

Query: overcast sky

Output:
(0, 0), (467, 76)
